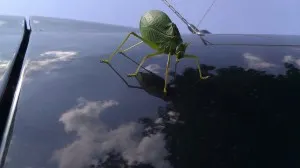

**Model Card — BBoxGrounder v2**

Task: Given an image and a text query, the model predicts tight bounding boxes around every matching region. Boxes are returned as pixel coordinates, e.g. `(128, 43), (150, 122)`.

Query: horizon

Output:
(0, 0), (299, 34)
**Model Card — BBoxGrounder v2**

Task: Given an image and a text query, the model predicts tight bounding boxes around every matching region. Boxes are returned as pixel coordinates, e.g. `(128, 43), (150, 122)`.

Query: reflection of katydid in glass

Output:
(101, 10), (209, 93)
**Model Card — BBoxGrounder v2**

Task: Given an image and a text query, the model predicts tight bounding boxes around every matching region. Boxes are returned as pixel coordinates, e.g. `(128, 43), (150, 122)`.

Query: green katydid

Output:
(101, 10), (209, 93)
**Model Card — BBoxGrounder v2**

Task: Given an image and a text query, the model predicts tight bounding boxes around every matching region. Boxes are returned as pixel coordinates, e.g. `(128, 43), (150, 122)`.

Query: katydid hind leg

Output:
(101, 32), (158, 64)
(120, 41), (143, 54)
(130, 32), (159, 50)
(184, 54), (209, 79)
(127, 51), (163, 77)
(100, 32), (132, 64)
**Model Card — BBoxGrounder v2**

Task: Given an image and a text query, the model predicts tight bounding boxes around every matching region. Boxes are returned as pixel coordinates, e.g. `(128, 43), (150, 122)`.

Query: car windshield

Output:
(1, 1), (300, 168)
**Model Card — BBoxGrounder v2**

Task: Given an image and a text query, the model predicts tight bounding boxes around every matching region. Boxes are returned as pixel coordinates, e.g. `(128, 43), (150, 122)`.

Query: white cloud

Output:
(283, 55), (300, 67)
(0, 60), (9, 69)
(155, 54), (166, 58)
(32, 20), (40, 24)
(125, 133), (170, 168)
(243, 53), (277, 69)
(283, 55), (295, 63)
(154, 118), (163, 124)
(58, 97), (118, 134)
(26, 51), (77, 76)
(0, 60), (10, 80)
(168, 111), (178, 117)
(40, 51), (77, 58)
(52, 97), (172, 168)
(144, 64), (161, 74)
(0, 20), (6, 26)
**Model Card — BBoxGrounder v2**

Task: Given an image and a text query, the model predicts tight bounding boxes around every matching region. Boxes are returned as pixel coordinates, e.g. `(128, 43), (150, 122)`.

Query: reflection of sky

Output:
(53, 97), (171, 168)
(29, 16), (139, 33)
(144, 64), (161, 74)
(243, 52), (277, 69)
(0, 15), (24, 33)
(283, 55), (300, 67)
(4, 32), (300, 168)
(0, 17), (25, 83)
(25, 50), (77, 80)
(0, 60), (9, 77)
(32, 20), (39, 24)
(0, 20), (6, 26)
(5, 32), (170, 168)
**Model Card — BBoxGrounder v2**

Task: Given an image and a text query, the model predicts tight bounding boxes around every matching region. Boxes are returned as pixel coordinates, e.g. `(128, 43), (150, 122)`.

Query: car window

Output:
(3, 17), (300, 168)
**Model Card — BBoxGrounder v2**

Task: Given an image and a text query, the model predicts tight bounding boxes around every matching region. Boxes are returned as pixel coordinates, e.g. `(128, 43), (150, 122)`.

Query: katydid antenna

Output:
(196, 0), (218, 28)
(161, 0), (213, 45)
(161, 0), (300, 47)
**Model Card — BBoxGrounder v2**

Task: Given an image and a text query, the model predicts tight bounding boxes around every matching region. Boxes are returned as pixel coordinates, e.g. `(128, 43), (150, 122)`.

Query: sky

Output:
(0, 0), (300, 34)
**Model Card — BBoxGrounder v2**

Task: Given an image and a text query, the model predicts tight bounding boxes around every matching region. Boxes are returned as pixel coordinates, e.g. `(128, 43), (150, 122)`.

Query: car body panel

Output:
(29, 16), (139, 33)
(3, 17), (300, 168)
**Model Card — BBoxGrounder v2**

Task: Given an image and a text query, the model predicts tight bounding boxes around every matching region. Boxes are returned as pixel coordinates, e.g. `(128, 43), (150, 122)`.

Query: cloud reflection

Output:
(283, 55), (300, 67)
(25, 50), (77, 77)
(53, 97), (171, 168)
(0, 20), (6, 27)
(32, 20), (40, 24)
(0, 60), (9, 80)
(144, 64), (161, 74)
(243, 53), (277, 69)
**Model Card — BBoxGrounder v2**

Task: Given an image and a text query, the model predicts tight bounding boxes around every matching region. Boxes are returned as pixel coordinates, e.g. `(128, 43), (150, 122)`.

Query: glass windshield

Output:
(0, 1), (300, 168)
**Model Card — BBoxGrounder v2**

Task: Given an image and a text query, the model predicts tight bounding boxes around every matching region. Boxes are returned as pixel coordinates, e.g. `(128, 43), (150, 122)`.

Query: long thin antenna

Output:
(161, 0), (202, 35)
(161, 0), (211, 45)
(196, 0), (218, 28)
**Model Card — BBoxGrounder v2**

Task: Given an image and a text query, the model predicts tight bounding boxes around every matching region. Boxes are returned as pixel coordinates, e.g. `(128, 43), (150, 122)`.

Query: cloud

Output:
(243, 53), (277, 69)
(283, 55), (294, 63)
(32, 20), (40, 24)
(0, 60), (10, 80)
(0, 61), (9, 69)
(26, 51), (77, 76)
(144, 64), (161, 74)
(125, 133), (170, 168)
(155, 54), (166, 58)
(283, 55), (300, 67)
(52, 97), (172, 168)
(0, 20), (6, 27)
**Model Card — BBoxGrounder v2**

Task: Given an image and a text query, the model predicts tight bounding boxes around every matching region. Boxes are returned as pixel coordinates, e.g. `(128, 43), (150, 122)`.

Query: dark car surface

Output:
(0, 16), (300, 168)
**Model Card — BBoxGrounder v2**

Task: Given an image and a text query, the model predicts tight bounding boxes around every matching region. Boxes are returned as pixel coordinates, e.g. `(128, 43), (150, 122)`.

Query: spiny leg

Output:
(127, 51), (163, 77)
(184, 54), (209, 79)
(101, 32), (156, 63)
(163, 53), (172, 94)
(101, 32), (132, 63)
(121, 41), (143, 53)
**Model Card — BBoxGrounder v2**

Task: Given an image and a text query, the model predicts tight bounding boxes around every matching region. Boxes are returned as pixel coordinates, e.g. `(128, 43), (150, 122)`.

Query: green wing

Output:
(140, 10), (183, 49)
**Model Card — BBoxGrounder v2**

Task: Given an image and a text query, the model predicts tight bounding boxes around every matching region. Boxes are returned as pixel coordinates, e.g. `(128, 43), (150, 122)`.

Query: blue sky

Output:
(0, 0), (299, 34)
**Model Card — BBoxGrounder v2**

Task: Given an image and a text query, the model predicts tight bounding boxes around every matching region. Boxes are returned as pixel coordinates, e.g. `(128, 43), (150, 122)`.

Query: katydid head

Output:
(176, 42), (190, 59)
